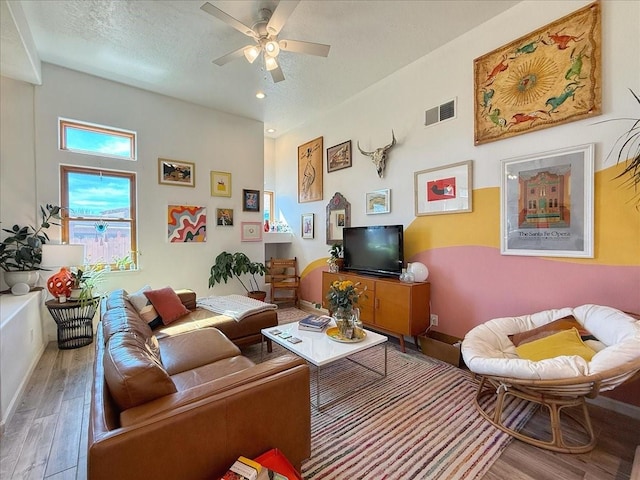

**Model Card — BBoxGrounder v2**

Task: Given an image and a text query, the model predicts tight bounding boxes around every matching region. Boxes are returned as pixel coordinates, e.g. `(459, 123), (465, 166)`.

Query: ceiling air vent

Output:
(424, 98), (457, 127)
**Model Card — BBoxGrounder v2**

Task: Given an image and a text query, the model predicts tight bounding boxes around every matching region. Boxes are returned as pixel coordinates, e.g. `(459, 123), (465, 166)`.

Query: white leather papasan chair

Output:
(461, 304), (640, 453)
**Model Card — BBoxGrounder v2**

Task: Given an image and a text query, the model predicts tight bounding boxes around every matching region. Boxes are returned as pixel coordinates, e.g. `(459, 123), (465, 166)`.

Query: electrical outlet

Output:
(430, 314), (439, 326)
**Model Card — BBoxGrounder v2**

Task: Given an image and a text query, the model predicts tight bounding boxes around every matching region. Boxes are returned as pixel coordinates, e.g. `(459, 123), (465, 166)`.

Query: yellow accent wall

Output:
(406, 163), (639, 266)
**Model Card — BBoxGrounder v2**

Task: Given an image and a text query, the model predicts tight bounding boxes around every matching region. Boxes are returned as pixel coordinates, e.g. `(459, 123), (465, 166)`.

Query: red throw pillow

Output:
(509, 315), (595, 347)
(143, 287), (190, 325)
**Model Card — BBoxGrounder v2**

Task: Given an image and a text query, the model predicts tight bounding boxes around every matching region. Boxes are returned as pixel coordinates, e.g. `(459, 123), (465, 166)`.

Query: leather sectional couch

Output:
(88, 289), (311, 480)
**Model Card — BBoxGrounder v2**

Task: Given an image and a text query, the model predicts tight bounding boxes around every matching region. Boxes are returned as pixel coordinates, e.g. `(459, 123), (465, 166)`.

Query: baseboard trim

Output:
(299, 299), (327, 313)
(587, 395), (640, 420)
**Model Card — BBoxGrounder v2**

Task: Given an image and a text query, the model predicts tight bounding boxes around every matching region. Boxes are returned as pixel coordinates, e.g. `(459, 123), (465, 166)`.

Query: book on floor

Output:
(220, 456), (262, 480)
(219, 456), (289, 480)
(298, 314), (331, 331)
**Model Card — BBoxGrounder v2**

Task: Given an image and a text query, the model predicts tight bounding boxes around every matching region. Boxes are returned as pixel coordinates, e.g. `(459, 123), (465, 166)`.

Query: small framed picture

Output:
(241, 222), (262, 242)
(158, 158), (195, 187)
(243, 189), (260, 212)
(210, 171), (231, 197)
(365, 189), (391, 214)
(327, 140), (352, 173)
(301, 213), (314, 239)
(414, 160), (472, 216)
(216, 208), (233, 226)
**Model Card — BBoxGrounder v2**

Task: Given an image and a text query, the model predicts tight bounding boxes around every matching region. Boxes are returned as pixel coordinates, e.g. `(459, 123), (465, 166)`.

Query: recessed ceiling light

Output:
(256, 92), (266, 99)
(266, 128), (276, 134)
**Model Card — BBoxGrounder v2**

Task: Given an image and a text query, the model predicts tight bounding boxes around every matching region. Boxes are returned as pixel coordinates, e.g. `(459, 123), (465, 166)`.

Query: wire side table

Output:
(46, 298), (99, 349)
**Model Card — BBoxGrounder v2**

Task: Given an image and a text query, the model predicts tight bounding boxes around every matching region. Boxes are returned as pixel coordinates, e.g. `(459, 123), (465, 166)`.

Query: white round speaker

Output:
(408, 262), (429, 282)
(11, 282), (30, 296)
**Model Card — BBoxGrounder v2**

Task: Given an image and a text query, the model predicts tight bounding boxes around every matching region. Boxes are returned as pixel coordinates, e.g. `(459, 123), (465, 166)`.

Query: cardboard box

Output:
(418, 330), (463, 367)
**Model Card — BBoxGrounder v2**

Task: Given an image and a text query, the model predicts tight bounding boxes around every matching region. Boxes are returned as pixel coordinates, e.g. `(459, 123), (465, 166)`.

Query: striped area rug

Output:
(300, 347), (536, 480)
(277, 307), (312, 325)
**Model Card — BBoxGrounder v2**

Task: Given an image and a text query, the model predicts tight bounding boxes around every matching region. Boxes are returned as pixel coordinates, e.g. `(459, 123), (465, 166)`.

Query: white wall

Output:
(2, 63), (266, 341)
(273, 0), (640, 269)
(0, 75), (37, 280)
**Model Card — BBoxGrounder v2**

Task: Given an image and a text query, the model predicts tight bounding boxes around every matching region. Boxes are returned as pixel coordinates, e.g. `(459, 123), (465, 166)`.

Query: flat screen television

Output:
(342, 225), (404, 277)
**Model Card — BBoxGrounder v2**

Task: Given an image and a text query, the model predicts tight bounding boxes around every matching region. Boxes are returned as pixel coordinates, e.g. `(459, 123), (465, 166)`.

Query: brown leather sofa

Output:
(160, 289), (278, 348)
(88, 289), (311, 480)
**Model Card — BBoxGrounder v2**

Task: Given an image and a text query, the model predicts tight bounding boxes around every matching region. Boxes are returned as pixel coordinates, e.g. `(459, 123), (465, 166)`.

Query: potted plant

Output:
(597, 88), (640, 207)
(328, 243), (344, 272)
(70, 265), (106, 302)
(0, 204), (61, 287)
(209, 251), (268, 301)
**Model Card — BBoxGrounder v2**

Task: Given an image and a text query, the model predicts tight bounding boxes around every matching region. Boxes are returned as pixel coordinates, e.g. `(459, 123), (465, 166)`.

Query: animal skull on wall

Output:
(357, 130), (397, 178)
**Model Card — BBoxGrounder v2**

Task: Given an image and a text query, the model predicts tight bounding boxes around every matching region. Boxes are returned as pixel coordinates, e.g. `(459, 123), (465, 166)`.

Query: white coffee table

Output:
(261, 319), (388, 410)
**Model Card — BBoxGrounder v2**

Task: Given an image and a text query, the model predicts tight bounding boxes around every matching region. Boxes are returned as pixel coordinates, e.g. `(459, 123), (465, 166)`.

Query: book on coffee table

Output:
(298, 314), (331, 332)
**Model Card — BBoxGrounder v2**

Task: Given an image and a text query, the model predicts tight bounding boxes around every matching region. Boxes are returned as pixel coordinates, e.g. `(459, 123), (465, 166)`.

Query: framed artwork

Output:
(326, 192), (350, 245)
(298, 136), (323, 203)
(242, 189), (260, 212)
(210, 171), (231, 197)
(216, 208), (233, 226)
(501, 143), (594, 258)
(327, 140), (352, 173)
(414, 160), (473, 216)
(473, 1), (601, 145)
(301, 213), (314, 239)
(158, 158), (195, 187)
(168, 205), (206, 242)
(366, 189), (391, 214)
(241, 222), (262, 242)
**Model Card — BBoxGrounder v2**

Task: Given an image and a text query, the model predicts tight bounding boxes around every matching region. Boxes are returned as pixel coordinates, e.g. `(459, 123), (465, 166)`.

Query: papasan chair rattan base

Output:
(462, 305), (640, 454)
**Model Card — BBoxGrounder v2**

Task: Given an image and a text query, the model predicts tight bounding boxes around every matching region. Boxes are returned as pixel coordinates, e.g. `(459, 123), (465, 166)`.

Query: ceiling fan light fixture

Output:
(264, 40), (280, 57)
(265, 55), (279, 71)
(243, 45), (261, 63)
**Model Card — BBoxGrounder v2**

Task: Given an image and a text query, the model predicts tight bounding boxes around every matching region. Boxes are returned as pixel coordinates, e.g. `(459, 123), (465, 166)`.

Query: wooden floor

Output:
(1, 340), (639, 480)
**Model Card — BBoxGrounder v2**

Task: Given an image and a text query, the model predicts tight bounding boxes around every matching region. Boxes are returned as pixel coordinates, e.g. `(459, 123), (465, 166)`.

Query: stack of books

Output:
(220, 456), (288, 480)
(298, 314), (331, 332)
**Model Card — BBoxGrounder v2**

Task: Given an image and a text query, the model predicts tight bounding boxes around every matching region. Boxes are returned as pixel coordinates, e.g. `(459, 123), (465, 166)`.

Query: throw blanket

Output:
(196, 294), (277, 322)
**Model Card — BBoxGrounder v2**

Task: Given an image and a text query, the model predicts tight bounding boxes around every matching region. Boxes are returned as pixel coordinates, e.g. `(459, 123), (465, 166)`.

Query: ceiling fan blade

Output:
(212, 46), (248, 66)
(200, 2), (256, 38)
(270, 65), (285, 83)
(279, 39), (330, 57)
(266, 0), (300, 36)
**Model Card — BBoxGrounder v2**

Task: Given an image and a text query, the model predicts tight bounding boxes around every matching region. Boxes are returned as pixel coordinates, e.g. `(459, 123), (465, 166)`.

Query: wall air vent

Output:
(424, 98), (457, 127)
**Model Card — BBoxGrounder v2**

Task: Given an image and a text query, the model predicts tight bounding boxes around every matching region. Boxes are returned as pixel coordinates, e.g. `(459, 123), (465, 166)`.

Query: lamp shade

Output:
(41, 244), (85, 268)
(243, 45), (260, 63)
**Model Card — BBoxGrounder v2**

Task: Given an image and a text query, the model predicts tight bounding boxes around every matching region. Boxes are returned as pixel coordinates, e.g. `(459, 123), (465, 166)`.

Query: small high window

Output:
(59, 118), (136, 160)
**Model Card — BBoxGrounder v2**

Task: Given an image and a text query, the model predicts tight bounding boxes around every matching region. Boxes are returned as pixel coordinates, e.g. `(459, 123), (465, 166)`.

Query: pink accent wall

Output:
(302, 246), (639, 340)
(410, 246), (640, 339)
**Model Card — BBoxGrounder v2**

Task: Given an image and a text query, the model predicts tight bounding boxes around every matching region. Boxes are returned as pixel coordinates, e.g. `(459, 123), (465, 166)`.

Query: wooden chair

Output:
(268, 257), (300, 307)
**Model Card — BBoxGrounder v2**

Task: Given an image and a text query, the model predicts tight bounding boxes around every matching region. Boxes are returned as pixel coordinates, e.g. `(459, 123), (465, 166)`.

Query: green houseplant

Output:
(0, 204), (61, 286)
(208, 251), (268, 300)
(597, 88), (640, 207)
(327, 243), (343, 272)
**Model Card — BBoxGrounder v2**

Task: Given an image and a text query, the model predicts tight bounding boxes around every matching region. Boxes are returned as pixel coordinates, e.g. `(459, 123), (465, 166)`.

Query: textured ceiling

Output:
(3, 0), (520, 137)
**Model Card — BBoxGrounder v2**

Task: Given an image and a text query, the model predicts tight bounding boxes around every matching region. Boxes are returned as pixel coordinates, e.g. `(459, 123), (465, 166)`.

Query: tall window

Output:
(61, 166), (137, 269)
(59, 118), (136, 160)
(264, 190), (274, 224)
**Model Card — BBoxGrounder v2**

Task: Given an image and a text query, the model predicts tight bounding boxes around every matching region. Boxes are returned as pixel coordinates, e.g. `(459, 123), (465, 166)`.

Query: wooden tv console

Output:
(322, 271), (430, 352)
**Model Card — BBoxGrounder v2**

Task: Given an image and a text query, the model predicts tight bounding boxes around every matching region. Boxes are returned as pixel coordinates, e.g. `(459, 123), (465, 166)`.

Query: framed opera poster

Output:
(298, 136), (323, 203)
(473, 1), (601, 145)
(500, 144), (594, 258)
(414, 161), (472, 216)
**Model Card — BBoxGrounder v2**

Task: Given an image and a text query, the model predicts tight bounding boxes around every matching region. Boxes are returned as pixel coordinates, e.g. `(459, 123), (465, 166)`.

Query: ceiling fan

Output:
(200, 1), (330, 83)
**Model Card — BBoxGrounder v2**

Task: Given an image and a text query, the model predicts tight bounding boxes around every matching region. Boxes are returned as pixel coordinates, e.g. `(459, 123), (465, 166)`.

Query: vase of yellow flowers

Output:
(326, 279), (366, 339)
